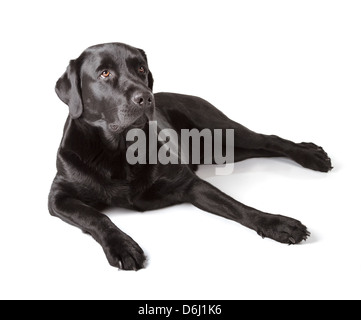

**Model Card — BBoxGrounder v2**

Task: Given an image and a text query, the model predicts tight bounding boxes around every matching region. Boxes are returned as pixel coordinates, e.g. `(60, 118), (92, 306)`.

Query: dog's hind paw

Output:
(292, 142), (333, 172)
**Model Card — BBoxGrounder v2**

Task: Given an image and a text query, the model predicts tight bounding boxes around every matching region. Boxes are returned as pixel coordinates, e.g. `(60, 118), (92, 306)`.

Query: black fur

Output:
(49, 43), (332, 270)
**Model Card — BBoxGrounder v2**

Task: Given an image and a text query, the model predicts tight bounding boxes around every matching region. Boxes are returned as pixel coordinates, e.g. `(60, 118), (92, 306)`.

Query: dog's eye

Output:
(138, 66), (146, 74)
(101, 70), (111, 78)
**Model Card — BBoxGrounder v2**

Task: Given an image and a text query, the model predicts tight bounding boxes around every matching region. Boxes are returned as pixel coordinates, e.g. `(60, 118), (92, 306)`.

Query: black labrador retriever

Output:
(49, 43), (332, 270)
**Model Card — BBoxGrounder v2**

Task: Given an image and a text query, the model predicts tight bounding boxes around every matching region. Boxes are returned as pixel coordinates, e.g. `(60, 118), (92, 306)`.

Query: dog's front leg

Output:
(48, 193), (146, 270)
(186, 178), (310, 244)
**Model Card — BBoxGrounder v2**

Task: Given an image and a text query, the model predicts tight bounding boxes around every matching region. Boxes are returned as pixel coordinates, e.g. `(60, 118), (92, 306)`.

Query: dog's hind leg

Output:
(158, 93), (332, 172)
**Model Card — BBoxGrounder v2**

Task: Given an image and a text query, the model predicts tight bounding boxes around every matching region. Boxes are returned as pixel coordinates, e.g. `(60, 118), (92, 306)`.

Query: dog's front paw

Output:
(102, 231), (147, 270)
(257, 214), (310, 245)
(292, 142), (333, 172)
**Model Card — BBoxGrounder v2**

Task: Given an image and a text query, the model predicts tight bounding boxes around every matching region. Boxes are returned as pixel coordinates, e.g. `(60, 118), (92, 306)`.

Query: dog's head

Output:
(56, 43), (154, 134)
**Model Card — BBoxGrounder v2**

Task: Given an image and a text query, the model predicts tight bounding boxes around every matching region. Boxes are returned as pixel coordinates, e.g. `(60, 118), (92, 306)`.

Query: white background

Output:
(1, 0), (360, 300)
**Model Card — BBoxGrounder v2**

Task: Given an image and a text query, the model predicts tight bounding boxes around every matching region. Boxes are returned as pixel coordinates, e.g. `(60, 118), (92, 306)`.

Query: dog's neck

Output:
(60, 116), (154, 163)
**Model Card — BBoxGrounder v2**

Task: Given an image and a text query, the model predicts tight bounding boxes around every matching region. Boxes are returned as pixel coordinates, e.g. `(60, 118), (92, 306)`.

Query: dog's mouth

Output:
(108, 123), (121, 132)
(108, 113), (150, 133)
(131, 114), (149, 127)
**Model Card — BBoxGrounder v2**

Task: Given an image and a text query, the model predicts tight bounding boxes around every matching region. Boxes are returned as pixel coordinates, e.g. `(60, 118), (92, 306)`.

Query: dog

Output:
(49, 43), (332, 270)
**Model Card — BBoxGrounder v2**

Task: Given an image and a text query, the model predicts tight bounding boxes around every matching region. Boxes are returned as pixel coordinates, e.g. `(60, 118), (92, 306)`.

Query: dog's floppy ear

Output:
(55, 59), (83, 119)
(147, 70), (154, 91)
(138, 48), (154, 91)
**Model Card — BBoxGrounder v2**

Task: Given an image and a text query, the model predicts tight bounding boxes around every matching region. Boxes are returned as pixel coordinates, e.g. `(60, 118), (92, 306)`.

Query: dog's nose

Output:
(132, 91), (153, 108)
